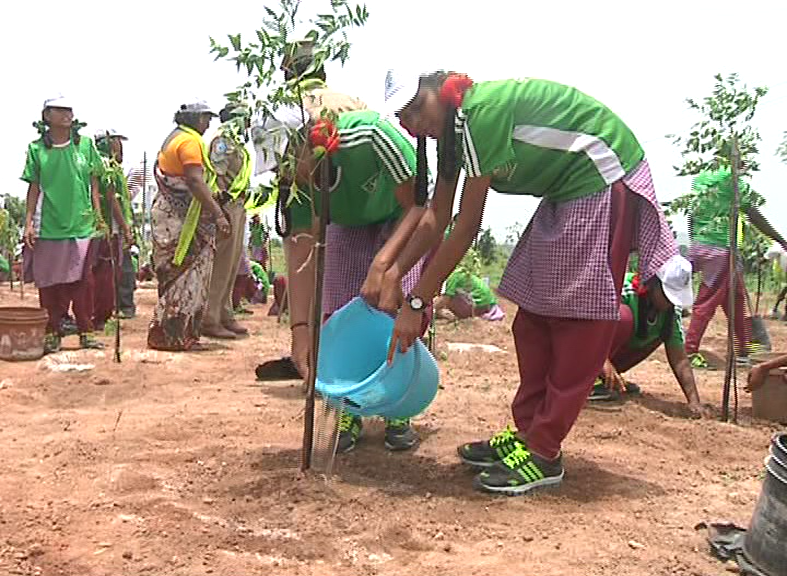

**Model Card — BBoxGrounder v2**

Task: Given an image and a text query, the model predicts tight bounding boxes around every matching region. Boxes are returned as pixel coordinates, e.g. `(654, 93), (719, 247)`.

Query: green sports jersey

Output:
(689, 168), (753, 248)
(289, 110), (416, 229)
(458, 79), (644, 202)
(250, 260), (271, 293)
(0, 254), (9, 274)
(444, 270), (497, 308)
(21, 137), (102, 240)
(621, 273), (684, 350)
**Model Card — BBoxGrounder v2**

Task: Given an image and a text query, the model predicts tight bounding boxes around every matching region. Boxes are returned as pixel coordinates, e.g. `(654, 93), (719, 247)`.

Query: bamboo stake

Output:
(301, 158), (331, 472)
(722, 139), (740, 423)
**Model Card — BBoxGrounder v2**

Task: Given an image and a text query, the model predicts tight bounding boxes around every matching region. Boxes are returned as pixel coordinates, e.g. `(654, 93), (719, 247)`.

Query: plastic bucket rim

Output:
(375, 343), (440, 419)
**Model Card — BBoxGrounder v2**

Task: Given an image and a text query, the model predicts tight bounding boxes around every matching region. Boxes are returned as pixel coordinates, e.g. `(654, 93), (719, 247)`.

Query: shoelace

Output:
(502, 445), (531, 469)
(489, 426), (516, 447)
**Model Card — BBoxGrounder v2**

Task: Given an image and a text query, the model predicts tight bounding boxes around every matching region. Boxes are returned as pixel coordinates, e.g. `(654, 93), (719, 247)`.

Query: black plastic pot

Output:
(744, 432), (787, 576)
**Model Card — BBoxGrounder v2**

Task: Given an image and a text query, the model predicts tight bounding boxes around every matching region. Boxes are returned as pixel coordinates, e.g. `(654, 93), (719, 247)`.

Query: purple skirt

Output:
(322, 222), (424, 316)
(28, 238), (95, 288)
(498, 160), (677, 321)
(688, 243), (730, 289)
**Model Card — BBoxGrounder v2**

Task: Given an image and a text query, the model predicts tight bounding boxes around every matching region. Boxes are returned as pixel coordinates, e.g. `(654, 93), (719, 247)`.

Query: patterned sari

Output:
(147, 165), (216, 351)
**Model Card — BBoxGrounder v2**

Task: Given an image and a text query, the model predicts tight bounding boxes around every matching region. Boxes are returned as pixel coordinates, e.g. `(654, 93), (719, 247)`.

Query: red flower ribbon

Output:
(310, 119), (340, 155)
(439, 73), (474, 108)
(630, 274), (648, 297)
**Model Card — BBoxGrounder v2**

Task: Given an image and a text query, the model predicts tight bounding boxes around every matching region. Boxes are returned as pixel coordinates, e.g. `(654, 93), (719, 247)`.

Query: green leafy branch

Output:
(666, 73), (767, 220)
(210, 0), (369, 210)
(777, 131), (787, 164)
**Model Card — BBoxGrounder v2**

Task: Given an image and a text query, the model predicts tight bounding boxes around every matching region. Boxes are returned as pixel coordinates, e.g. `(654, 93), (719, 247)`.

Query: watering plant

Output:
(364, 71), (680, 496)
(21, 95), (106, 354)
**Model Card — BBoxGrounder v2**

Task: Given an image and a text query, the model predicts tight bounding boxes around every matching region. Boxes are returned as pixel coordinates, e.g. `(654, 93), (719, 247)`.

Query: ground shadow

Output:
(558, 453), (667, 502)
(252, 381), (304, 401)
(630, 392), (708, 420)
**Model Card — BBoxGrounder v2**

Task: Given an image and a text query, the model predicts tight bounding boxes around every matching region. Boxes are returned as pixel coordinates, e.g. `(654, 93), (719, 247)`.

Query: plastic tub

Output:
(0, 307), (49, 361)
(316, 298), (439, 419)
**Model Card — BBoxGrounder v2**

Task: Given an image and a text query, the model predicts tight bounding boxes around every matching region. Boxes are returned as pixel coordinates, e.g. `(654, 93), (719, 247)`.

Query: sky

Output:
(2, 0), (786, 242)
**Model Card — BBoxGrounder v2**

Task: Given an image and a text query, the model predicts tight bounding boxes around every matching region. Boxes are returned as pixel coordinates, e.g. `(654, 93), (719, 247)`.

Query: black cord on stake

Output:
(301, 157), (331, 472)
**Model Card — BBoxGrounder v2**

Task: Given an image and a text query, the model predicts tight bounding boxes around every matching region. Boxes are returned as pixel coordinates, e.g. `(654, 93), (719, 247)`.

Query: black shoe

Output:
(79, 333), (105, 350)
(457, 426), (522, 468)
(474, 447), (564, 495)
(384, 419), (419, 451)
(336, 413), (363, 453)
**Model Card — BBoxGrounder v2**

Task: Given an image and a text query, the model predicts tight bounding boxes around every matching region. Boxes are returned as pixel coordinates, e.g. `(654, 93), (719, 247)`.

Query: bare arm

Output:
(748, 353), (787, 392)
(383, 174), (459, 284)
(183, 165), (223, 217)
(665, 344), (702, 409)
(368, 179), (426, 272)
(90, 176), (103, 225)
(407, 176), (491, 302)
(24, 182), (41, 248)
(747, 206), (787, 248)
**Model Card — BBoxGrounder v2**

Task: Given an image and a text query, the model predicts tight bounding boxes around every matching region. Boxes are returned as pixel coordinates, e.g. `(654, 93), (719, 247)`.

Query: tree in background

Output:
(476, 227), (497, 265)
(504, 221), (525, 246)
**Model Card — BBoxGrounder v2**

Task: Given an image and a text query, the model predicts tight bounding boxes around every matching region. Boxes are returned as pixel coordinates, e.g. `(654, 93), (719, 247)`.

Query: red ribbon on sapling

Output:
(310, 118), (340, 156)
(439, 73), (474, 108)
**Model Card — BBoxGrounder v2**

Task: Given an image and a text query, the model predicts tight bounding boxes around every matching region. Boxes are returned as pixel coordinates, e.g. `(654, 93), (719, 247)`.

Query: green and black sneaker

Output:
(474, 445), (564, 496)
(336, 413), (363, 454)
(44, 334), (62, 355)
(79, 333), (105, 350)
(457, 426), (523, 468)
(384, 418), (420, 451)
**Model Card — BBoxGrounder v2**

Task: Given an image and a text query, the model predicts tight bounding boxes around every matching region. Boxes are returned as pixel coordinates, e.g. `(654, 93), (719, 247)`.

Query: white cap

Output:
(250, 105), (305, 175)
(384, 69), (422, 116)
(43, 94), (73, 110)
(656, 255), (694, 308)
(180, 99), (217, 116)
(94, 128), (128, 141)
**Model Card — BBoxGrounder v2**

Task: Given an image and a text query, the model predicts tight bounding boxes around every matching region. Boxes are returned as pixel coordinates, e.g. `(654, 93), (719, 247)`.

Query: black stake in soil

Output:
(301, 158), (331, 472)
(722, 139), (740, 423)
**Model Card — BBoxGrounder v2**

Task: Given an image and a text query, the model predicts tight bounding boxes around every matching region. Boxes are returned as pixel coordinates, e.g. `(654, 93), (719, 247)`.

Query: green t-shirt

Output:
(621, 273), (684, 350)
(290, 110), (416, 230)
(0, 254), (9, 274)
(21, 137), (102, 240)
(458, 79), (645, 203)
(689, 168), (753, 248)
(444, 270), (497, 308)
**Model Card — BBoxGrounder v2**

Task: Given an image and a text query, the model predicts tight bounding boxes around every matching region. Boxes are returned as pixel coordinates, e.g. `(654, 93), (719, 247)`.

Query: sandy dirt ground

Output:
(0, 283), (783, 576)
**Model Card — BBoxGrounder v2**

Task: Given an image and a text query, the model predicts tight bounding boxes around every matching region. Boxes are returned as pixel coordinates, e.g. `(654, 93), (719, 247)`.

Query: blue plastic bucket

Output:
(315, 298), (439, 419)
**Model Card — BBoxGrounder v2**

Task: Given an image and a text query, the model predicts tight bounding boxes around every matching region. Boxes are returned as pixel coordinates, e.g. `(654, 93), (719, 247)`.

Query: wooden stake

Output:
(722, 139), (740, 423)
(301, 158), (331, 472)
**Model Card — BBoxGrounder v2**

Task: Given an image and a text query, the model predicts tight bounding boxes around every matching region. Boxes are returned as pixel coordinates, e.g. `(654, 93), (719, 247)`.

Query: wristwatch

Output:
(407, 295), (426, 312)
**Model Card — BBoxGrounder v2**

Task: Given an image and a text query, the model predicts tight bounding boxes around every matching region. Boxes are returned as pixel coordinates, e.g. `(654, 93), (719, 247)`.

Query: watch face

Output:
(409, 296), (424, 310)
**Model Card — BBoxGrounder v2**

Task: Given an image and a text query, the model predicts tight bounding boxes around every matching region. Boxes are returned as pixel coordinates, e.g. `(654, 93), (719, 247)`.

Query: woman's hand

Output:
(215, 213), (231, 238)
(377, 271), (404, 314)
(387, 306), (424, 363)
(746, 364), (768, 393)
(23, 222), (36, 249)
(601, 360), (626, 393)
(360, 262), (387, 308)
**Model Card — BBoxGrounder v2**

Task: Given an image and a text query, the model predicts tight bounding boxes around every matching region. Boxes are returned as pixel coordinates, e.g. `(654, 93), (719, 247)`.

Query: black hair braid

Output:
(414, 136), (428, 206)
(438, 104), (458, 180)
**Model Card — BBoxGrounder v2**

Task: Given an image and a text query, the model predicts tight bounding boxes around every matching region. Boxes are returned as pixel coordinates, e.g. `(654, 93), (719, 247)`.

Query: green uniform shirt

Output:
(0, 254), (9, 275)
(621, 273), (684, 350)
(250, 260), (270, 293)
(290, 110), (416, 229)
(690, 168), (753, 248)
(444, 270), (497, 308)
(459, 79), (644, 202)
(21, 137), (102, 240)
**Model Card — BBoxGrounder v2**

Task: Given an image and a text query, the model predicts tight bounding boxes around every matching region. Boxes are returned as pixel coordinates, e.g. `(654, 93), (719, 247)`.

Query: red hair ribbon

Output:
(630, 274), (648, 297)
(310, 118), (340, 155)
(439, 73), (474, 108)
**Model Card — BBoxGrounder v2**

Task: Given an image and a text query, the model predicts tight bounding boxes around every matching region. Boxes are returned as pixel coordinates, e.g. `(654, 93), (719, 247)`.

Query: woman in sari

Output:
(147, 100), (231, 351)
